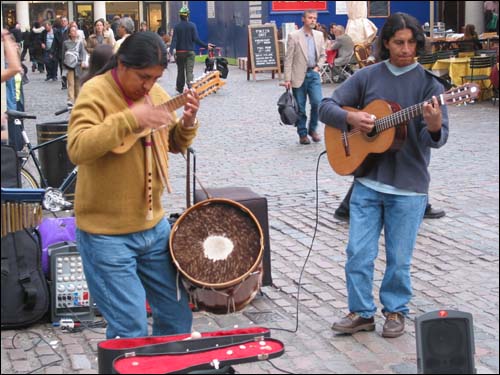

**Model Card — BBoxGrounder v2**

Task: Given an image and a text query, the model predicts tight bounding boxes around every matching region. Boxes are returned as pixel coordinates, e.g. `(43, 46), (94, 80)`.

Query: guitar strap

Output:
(424, 69), (454, 90)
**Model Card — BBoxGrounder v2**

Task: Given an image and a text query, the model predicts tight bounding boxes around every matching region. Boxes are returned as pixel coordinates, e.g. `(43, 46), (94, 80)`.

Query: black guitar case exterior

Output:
(1, 145), (50, 329)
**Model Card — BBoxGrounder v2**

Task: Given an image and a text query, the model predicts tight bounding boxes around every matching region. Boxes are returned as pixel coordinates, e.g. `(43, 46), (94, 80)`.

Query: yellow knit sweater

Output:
(67, 71), (198, 234)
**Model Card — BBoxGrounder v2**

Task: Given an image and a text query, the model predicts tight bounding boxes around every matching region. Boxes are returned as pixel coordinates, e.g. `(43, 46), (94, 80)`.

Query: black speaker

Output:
(415, 310), (475, 374)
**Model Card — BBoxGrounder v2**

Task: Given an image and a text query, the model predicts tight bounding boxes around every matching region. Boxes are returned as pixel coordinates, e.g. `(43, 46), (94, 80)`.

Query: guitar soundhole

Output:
(366, 128), (378, 138)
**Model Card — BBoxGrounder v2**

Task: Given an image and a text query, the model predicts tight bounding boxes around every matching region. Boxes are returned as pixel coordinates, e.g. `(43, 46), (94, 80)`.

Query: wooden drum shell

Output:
(170, 198), (264, 314)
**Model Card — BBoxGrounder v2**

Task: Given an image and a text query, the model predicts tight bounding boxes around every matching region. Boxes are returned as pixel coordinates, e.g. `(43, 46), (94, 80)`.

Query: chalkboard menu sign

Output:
(368, 1), (390, 17)
(247, 24), (282, 80)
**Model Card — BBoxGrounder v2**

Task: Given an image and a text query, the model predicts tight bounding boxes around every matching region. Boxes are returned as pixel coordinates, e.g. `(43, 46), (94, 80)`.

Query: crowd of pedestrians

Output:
(8, 15), (173, 107)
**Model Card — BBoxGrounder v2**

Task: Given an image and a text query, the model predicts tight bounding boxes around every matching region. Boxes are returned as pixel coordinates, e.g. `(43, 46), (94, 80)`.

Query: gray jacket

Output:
(332, 34), (354, 66)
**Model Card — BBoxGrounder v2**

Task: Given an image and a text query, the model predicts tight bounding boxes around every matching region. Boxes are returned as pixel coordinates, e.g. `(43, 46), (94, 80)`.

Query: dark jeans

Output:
(44, 52), (58, 79)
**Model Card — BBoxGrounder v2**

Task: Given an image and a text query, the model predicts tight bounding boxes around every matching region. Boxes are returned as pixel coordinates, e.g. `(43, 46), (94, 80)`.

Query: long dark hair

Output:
(87, 31), (168, 81)
(376, 12), (426, 61)
(80, 43), (114, 86)
(463, 24), (478, 39)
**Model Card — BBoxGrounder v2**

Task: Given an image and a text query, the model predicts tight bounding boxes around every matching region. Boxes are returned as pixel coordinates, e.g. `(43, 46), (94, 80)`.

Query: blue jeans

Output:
(76, 218), (192, 339)
(345, 181), (427, 318)
(292, 70), (323, 137)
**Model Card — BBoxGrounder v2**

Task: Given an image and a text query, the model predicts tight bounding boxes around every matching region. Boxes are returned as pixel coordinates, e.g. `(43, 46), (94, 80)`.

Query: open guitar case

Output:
(98, 326), (284, 374)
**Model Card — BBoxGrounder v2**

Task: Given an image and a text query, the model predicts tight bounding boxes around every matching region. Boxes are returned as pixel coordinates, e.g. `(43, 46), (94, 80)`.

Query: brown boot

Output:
(299, 135), (311, 145)
(382, 312), (405, 338)
(331, 312), (375, 334)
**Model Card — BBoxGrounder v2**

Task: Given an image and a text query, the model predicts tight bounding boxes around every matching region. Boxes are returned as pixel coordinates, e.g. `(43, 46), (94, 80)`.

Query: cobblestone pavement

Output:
(2, 63), (498, 374)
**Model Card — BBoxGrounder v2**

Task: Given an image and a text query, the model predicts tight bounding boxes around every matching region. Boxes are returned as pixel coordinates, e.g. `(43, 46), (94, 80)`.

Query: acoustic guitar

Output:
(112, 71), (225, 154)
(324, 83), (480, 176)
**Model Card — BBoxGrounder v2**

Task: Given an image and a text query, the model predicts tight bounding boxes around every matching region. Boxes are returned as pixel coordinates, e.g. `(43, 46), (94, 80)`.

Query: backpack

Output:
(486, 12), (498, 32)
(277, 89), (299, 125)
(204, 57), (215, 73)
(1, 146), (49, 329)
(63, 42), (80, 69)
(205, 57), (229, 79)
(1, 229), (50, 329)
(215, 57), (229, 79)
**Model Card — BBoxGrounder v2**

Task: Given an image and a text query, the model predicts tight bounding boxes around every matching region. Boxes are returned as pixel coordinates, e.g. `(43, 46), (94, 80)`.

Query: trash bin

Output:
(36, 122), (76, 202)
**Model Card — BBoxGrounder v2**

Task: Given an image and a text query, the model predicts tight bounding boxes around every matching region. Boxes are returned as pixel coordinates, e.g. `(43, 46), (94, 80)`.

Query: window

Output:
(29, 3), (67, 24)
(2, 4), (16, 28)
(75, 4), (93, 39)
(106, 1), (139, 30)
(368, 1), (390, 18)
(145, 3), (164, 33)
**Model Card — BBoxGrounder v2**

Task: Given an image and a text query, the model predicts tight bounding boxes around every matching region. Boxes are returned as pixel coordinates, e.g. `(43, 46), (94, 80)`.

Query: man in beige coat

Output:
(284, 10), (326, 144)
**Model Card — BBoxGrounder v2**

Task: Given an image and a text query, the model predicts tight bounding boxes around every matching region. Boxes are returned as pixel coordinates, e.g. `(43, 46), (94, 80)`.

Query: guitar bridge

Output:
(342, 131), (350, 157)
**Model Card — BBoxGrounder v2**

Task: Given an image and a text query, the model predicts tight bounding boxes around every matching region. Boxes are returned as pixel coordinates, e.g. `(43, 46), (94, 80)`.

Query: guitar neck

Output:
(375, 97), (439, 133)
(157, 92), (190, 112)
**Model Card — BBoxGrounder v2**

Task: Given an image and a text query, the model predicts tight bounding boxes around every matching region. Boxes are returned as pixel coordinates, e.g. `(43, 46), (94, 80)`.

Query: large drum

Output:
(170, 198), (264, 314)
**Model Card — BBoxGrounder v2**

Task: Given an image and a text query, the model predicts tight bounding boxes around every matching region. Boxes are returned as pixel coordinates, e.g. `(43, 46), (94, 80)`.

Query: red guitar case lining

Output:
(98, 327), (271, 374)
(113, 338), (285, 374)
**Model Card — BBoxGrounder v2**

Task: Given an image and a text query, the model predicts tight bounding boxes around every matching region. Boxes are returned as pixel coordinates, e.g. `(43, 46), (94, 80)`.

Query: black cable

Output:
(12, 330), (64, 374)
(268, 150), (327, 334)
(266, 359), (295, 374)
(60, 302), (107, 334)
(258, 150), (327, 375)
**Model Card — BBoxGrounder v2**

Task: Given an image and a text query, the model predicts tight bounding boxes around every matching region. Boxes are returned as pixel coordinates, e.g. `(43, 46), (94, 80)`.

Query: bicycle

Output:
(6, 107), (75, 211)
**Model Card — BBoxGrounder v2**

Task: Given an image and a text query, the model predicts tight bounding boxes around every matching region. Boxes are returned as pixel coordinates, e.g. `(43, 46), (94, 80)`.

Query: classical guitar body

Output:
(324, 99), (406, 176)
(324, 83), (479, 176)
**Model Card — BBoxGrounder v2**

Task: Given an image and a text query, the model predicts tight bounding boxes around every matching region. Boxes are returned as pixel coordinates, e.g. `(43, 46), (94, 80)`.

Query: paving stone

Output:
(11, 361), (33, 373)
(390, 362), (418, 374)
(8, 349), (28, 361)
(70, 355), (92, 370)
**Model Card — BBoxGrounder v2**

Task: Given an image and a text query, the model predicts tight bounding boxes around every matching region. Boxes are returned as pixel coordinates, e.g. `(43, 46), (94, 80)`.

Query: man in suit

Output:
(284, 10), (326, 145)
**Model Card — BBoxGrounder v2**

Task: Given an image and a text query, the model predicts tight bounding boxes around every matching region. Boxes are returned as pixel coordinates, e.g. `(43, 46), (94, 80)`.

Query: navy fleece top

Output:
(319, 61), (449, 194)
(169, 20), (208, 54)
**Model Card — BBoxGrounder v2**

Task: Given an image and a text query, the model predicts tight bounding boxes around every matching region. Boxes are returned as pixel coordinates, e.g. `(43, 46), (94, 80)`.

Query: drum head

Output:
(170, 199), (264, 289)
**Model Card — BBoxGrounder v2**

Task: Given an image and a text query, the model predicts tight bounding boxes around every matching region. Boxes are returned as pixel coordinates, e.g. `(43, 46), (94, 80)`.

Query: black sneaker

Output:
(334, 206), (349, 221)
(424, 205), (445, 219)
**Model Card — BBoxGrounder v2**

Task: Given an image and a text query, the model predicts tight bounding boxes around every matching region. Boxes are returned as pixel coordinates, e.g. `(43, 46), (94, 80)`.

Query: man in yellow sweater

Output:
(67, 31), (199, 339)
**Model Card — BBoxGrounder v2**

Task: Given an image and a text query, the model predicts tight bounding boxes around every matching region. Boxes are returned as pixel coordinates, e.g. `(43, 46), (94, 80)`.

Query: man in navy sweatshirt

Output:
(319, 12), (449, 338)
(169, 6), (214, 93)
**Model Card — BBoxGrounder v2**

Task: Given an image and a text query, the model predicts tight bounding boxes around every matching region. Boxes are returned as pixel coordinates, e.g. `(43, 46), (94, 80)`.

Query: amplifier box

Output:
(49, 242), (94, 324)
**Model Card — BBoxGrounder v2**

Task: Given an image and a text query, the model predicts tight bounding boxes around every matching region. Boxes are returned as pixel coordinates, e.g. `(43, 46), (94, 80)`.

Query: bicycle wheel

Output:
(20, 168), (40, 189)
